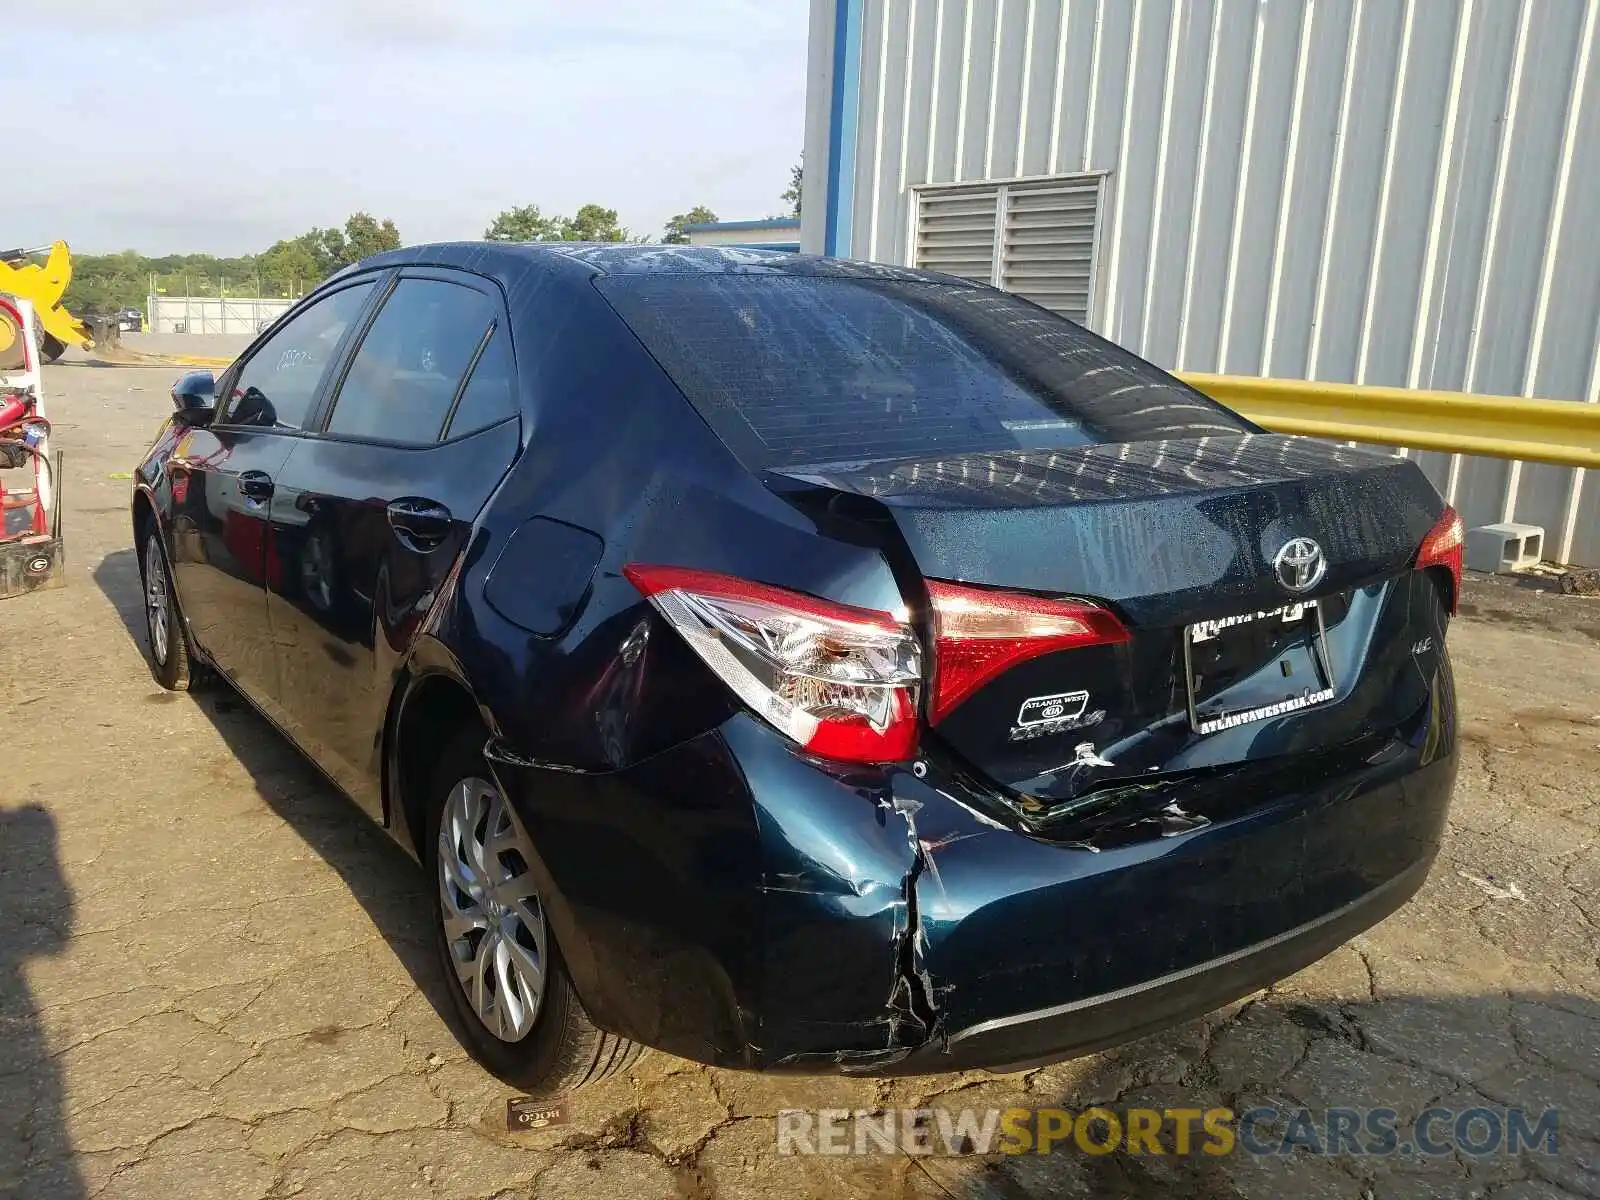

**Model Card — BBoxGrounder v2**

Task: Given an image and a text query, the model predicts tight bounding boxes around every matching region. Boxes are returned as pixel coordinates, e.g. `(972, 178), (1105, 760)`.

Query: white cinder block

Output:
(1465, 523), (1545, 574)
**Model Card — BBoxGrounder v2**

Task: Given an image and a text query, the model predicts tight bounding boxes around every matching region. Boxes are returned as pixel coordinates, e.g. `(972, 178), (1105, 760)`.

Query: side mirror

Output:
(171, 371), (216, 426)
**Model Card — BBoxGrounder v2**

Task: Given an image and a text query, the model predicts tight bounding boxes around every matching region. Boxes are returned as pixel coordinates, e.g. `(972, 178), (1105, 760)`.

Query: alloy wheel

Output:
(144, 537), (170, 666)
(437, 776), (548, 1042)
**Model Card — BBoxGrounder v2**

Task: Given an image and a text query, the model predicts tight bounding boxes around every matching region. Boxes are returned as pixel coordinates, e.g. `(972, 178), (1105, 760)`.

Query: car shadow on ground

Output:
(0, 806), (88, 1199)
(90, 548), (460, 1050)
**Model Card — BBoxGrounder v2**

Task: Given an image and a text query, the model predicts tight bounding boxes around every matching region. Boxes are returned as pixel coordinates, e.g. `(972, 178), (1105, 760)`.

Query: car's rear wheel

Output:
(425, 726), (643, 1093)
(140, 527), (196, 691)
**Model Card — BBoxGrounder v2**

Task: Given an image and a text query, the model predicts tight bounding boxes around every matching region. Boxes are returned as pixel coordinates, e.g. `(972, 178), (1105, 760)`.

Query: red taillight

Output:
(926, 580), (1131, 724)
(624, 564), (922, 764)
(1416, 505), (1465, 614)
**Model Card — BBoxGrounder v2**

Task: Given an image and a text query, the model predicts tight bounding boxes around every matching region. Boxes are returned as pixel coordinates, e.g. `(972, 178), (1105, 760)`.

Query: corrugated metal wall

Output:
(834, 0), (1600, 564)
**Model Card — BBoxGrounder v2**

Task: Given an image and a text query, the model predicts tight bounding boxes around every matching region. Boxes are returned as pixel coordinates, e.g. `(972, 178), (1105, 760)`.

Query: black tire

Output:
(139, 525), (197, 691)
(38, 332), (66, 363)
(424, 726), (643, 1094)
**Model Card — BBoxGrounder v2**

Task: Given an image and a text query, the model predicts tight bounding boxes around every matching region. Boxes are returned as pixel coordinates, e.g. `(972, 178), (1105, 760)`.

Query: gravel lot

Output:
(113, 332), (253, 363)
(0, 350), (1595, 1199)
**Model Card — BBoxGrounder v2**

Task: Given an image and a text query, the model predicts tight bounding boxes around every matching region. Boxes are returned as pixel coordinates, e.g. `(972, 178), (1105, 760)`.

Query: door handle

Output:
(237, 470), (274, 501)
(387, 497), (453, 550)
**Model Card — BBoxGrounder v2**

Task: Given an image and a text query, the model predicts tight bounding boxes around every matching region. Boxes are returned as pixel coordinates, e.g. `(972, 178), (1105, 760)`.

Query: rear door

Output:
(165, 279), (378, 704)
(264, 270), (521, 815)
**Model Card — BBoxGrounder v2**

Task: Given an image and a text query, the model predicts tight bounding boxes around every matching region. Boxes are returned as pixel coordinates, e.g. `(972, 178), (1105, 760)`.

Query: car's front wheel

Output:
(140, 526), (196, 690)
(425, 727), (643, 1093)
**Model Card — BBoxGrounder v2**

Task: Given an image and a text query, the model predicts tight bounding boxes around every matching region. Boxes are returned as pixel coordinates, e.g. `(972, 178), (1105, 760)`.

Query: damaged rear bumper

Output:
(881, 854), (1432, 1075)
(489, 668), (1456, 1076)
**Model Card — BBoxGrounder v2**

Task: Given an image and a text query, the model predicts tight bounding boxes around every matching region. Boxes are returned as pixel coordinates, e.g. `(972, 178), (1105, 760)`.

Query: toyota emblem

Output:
(1273, 537), (1326, 594)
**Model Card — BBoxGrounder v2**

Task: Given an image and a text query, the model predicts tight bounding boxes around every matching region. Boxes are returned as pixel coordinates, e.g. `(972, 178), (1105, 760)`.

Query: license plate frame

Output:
(1182, 599), (1338, 735)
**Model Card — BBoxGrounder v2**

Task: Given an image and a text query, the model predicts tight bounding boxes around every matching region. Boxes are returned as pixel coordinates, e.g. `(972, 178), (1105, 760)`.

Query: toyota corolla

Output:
(131, 244), (1461, 1093)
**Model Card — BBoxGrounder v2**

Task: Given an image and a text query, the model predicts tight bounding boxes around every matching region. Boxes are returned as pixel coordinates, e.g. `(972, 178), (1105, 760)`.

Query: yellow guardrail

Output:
(1180, 374), (1600, 470)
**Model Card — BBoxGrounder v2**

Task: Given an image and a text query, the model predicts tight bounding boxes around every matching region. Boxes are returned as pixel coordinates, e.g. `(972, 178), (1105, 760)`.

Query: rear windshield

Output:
(596, 274), (1249, 470)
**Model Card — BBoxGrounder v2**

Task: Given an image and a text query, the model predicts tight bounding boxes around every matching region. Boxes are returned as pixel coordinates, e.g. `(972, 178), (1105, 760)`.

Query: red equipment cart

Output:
(0, 294), (65, 598)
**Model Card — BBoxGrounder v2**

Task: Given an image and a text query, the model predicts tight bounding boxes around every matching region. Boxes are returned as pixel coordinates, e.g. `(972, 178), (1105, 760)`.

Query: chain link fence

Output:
(146, 294), (295, 335)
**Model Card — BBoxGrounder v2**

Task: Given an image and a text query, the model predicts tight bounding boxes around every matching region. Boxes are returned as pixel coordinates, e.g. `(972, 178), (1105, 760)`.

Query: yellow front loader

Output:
(0, 241), (97, 362)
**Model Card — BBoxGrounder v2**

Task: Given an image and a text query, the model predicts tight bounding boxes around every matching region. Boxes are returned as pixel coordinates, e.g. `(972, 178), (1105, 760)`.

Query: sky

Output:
(10, 0), (808, 255)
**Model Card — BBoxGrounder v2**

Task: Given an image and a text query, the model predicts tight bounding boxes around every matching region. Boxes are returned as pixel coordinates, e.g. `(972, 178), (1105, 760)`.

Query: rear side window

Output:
(327, 278), (499, 444)
(446, 328), (515, 439)
(596, 275), (1248, 468)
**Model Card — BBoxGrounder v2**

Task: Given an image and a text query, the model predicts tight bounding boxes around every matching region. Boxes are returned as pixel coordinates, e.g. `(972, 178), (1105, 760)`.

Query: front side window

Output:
(325, 278), (498, 444)
(222, 283), (374, 429)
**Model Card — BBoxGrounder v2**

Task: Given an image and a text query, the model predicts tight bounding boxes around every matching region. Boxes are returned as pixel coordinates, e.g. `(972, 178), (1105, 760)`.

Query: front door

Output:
(166, 279), (379, 705)
(265, 271), (521, 815)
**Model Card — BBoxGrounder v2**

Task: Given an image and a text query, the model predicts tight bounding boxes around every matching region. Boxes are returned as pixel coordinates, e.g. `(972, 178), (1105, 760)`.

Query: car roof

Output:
(340, 241), (976, 288)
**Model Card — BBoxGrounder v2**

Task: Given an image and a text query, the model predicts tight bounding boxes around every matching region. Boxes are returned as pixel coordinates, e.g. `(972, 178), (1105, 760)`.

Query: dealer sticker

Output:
(1016, 691), (1090, 726)
(1008, 690), (1106, 741)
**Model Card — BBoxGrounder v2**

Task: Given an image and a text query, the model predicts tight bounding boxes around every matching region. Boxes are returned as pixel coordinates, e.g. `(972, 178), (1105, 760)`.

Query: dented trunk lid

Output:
(595, 268), (1450, 814)
(772, 434), (1450, 813)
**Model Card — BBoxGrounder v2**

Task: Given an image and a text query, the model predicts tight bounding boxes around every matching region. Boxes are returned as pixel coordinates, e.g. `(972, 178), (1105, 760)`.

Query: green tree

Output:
(483, 204), (564, 242)
(663, 205), (717, 244)
(58, 210), (403, 311)
(61, 250), (148, 310)
(257, 237), (322, 294)
(341, 212), (401, 263)
(484, 202), (632, 243)
(562, 204), (630, 242)
(310, 228), (347, 275)
(296, 213), (402, 275)
(782, 155), (803, 217)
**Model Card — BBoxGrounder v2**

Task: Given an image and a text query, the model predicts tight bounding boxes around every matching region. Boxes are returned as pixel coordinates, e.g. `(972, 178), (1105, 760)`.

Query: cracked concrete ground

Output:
(0, 350), (1596, 1199)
